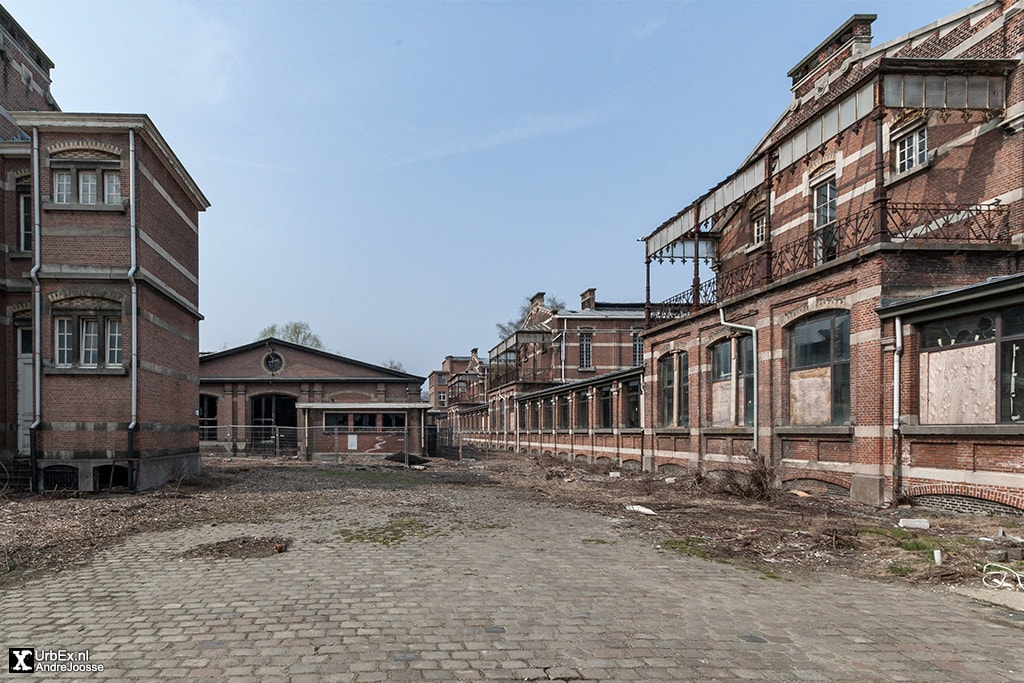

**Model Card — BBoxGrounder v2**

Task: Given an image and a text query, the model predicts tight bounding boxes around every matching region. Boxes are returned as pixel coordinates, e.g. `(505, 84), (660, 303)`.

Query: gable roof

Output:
(199, 337), (425, 383)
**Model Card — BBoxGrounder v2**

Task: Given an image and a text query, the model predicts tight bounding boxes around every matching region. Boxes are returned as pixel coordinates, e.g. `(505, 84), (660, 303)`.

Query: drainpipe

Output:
(128, 129), (139, 489)
(719, 306), (758, 454)
(893, 316), (904, 499)
(29, 127), (41, 492)
(560, 318), (567, 383)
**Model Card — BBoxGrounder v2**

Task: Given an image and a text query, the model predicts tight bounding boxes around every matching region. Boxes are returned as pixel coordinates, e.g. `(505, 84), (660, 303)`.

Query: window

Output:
(54, 172), (72, 204)
(382, 413), (406, 428)
(790, 311), (850, 425)
(579, 332), (593, 369)
(737, 336), (754, 427)
(79, 172), (98, 205)
(597, 385), (613, 429)
(752, 211), (767, 245)
(658, 355), (675, 428)
(711, 341), (732, 382)
(894, 127), (927, 174)
(104, 172), (121, 205)
(575, 389), (589, 429)
(921, 305), (1024, 424)
(438, 392), (446, 407)
(542, 399), (553, 431)
(558, 395), (569, 430)
(623, 380), (640, 429)
(324, 413), (349, 431)
(813, 178), (837, 263)
(352, 414), (377, 430)
(712, 339), (753, 426)
(105, 320), (122, 365)
(19, 193), (32, 252)
(199, 395), (218, 440)
(678, 352), (690, 427)
(632, 334), (643, 367)
(80, 319), (99, 367)
(55, 317), (73, 367)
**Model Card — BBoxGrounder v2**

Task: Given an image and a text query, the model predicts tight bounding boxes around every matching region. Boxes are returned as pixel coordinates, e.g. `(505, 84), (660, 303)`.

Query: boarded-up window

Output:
(790, 311), (850, 425)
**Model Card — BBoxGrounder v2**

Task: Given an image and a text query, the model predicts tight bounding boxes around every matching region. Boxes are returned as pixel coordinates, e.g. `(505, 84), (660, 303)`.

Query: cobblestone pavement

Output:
(3, 484), (1023, 682)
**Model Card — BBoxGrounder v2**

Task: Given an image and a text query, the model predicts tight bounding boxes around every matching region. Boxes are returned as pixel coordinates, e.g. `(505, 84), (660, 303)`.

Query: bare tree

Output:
(383, 359), (406, 372)
(257, 321), (324, 349)
(496, 293), (565, 339)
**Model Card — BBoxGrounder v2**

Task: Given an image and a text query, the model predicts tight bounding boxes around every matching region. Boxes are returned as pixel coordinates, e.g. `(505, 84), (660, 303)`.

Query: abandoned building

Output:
(0, 6), (210, 491)
(199, 338), (430, 459)
(439, 288), (647, 461)
(437, 0), (1024, 514)
(641, 0), (1024, 512)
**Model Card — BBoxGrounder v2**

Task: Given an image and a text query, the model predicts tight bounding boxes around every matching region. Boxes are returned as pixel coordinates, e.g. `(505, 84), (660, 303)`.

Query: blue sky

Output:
(6, 0), (971, 376)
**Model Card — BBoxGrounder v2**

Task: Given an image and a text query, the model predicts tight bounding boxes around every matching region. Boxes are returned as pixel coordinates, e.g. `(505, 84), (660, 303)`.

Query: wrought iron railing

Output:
(648, 202), (1011, 325)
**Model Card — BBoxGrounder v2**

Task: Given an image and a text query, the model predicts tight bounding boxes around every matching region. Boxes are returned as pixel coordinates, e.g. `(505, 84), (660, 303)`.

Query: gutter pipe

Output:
(29, 127), (41, 492)
(128, 129), (139, 489)
(893, 316), (904, 498)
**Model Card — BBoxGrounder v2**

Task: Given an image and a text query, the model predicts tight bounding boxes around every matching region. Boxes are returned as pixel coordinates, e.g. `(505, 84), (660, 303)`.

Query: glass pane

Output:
(1001, 340), (1023, 423)
(822, 107), (838, 140)
(904, 76), (924, 108)
(925, 76), (946, 108)
(946, 77), (967, 108)
(967, 75), (988, 108)
(857, 84), (873, 117)
(807, 118), (821, 148)
(839, 95), (856, 129)
(738, 335), (754, 376)
(990, 76), (1005, 109)
(834, 313), (850, 361)
(712, 342), (731, 380)
(832, 363), (851, 424)
(884, 76), (904, 107)
(792, 317), (832, 368)
(920, 311), (997, 349)
(1004, 305), (1024, 337)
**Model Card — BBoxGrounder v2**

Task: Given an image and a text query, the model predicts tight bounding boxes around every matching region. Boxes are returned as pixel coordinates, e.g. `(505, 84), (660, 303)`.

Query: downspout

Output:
(719, 306), (758, 454)
(29, 127), (41, 492)
(892, 316), (904, 500)
(128, 129), (139, 489)
(560, 318), (567, 383)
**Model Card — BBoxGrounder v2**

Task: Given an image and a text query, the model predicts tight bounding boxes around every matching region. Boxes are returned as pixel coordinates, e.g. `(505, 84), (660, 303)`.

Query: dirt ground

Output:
(2, 451), (1023, 594)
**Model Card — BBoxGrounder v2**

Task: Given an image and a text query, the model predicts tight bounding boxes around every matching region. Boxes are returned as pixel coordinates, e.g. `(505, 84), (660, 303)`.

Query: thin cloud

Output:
(391, 108), (617, 167)
(629, 17), (668, 41)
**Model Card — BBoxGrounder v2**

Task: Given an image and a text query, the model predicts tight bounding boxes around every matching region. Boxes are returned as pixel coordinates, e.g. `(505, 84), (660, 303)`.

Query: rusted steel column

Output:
(872, 74), (890, 243)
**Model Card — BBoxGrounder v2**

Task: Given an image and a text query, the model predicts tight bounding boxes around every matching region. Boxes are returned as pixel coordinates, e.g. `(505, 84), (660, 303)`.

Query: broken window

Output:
(790, 311), (850, 426)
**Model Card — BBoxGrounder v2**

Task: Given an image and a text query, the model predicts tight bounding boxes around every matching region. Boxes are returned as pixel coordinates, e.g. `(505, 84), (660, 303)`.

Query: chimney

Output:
(530, 292), (546, 311)
(580, 288), (596, 310)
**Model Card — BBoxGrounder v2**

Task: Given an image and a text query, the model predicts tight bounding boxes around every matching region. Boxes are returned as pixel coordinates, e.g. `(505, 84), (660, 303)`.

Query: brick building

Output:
(0, 6), (209, 491)
(442, 288), (646, 460)
(199, 338), (430, 459)
(642, 1), (1024, 511)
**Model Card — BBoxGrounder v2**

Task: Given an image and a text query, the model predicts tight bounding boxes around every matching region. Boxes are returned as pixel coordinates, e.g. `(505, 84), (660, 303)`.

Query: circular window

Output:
(263, 352), (283, 373)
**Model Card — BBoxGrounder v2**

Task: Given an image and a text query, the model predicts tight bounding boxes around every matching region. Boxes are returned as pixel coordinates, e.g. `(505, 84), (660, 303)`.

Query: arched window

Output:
(789, 311), (850, 425)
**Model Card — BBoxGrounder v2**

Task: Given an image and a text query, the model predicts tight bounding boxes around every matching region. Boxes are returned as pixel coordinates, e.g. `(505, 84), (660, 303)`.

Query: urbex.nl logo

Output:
(9, 648), (34, 673)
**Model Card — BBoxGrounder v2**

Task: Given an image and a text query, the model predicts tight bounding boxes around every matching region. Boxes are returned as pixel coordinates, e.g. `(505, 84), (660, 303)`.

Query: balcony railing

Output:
(489, 366), (553, 389)
(648, 201), (1010, 326)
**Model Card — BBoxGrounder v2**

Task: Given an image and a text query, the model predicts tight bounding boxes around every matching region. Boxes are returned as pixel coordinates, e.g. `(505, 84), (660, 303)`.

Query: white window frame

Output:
(752, 212), (767, 245)
(79, 171), (98, 205)
(104, 172), (121, 205)
(106, 319), (123, 366)
(54, 171), (72, 204)
(55, 317), (74, 367)
(895, 127), (927, 174)
(632, 333), (643, 367)
(813, 177), (837, 264)
(579, 332), (593, 369)
(80, 318), (99, 367)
